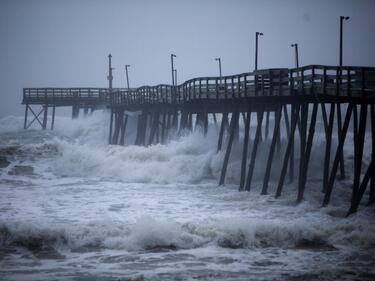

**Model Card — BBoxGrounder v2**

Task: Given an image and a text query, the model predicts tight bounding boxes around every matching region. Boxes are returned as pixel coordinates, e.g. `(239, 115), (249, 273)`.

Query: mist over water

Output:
(0, 112), (375, 281)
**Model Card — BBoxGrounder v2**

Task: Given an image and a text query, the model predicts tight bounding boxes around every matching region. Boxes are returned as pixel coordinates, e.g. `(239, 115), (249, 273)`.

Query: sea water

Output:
(0, 112), (374, 281)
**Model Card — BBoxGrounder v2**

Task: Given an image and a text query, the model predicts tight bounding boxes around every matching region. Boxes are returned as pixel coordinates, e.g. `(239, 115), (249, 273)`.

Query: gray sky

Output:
(1, 0), (375, 118)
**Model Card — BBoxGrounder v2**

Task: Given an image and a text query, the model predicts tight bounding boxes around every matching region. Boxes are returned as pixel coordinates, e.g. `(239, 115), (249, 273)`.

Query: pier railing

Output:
(110, 65), (375, 107)
(23, 88), (127, 105)
(23, 65), (375, 107)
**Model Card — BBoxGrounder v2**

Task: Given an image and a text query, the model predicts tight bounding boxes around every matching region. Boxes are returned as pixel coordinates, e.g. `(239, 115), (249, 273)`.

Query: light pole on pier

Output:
(255, 32), (263, 71)
(291, 43), (299, 68)
(125, 64), (131, 90)
(339, 16), (350, 68)
(174, 69), (177, 85)
(107, 54), (114, 90)
(171, 54), (176, 86)
(215, 57), (222, 79)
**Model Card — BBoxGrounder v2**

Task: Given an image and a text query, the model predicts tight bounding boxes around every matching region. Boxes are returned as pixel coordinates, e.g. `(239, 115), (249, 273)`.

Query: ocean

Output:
(0, 112), (374, 281)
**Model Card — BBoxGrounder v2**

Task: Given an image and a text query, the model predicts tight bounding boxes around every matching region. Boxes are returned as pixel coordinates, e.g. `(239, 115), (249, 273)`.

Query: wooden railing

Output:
(23, 65), (375, 107)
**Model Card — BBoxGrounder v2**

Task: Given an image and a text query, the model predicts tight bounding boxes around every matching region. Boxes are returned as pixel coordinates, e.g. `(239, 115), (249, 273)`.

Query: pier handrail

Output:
(23, 65), (375, 107)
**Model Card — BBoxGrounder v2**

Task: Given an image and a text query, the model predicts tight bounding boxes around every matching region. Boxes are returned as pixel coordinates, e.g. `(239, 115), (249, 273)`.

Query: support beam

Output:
(217, 112), (228, 152)
(219, 109), (240, 186)
(24, 105), (29, 130)
(239, 107), (251, 191)
(42, 105), (48, 130)
(347, 159), (375, 215)
(297, 102), (309, 200)
(119, 114), (128, 146)
(108, 109), (114, 145)
(261, 104), (282, 195)
(25, 106), (44, 129)
(337, 104), (346, 179)
(276, 104), (300, 198)
(323, 103), (335, 193)
(350, 104), (367, 211)
(245, 107), (265, 191)
(297, 103), (318, 203)
(370, 105), (375, 205)
(51, 106), (56, 130)
(322, 103), (353, 206)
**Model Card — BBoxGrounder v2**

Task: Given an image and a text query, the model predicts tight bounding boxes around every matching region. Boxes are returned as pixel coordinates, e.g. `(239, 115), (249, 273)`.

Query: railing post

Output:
(311, 66), (315, 95)
(269, 71), (273, 96)
(216, 78), (219, 99)
(244, 75), (248, 97)
(323, 67), (327, 95)
(237, 75), (241, 98)
(361, 68), (366, 98)
(301, 67), (305, 95)
(289, 70), (294, 96)
(261, 75), (265, 96)
(199, 79), (202, 99)
(206, 79), (209, 99)
(193, 80), (196, 100)
(231, 77), (235, 98)
(336, 68), (340, 96)
(224, 78), (228, 99)
(347, 67), (351, 97)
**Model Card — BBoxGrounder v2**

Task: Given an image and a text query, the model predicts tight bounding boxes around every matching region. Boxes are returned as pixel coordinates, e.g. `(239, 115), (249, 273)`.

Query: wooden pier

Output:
(22, 64), (375, 214)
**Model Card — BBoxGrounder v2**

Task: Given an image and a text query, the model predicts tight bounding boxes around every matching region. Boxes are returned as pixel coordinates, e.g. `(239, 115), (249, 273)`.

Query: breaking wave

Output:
(1, 215), (374, 254)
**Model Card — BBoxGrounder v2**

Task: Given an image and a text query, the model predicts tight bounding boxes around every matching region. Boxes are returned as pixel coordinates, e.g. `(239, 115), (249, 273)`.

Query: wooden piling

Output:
(265, 111), (270, 140)
(275, 104), (300, 198)
(217, 112), (228, 152)
(51, 106), (56, 130)
(322, 103), (353, 206)
(108, 109), (114, 145)
(350, 104), (367, 211)
(297, 103), (318, 203)
(245, 107), (265, 191)
(347, 159), (375, 215)
(148, 112), (160, 145)
(24, 105), (29, 130)
(42, 105), (48, 130)
(297, 103), (309, 200)
(219, 109), (239, 186)
(337, 104), (346, 179)
(261, 104), (282, 195)
(370, 105), (375, 205)
(239, 106), (251, 191)
(323, 104), (335, 193)
(119, 114), (128, 146)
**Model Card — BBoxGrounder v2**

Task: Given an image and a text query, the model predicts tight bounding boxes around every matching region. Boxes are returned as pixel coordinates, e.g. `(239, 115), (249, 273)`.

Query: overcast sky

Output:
(1, 0), (374, 118)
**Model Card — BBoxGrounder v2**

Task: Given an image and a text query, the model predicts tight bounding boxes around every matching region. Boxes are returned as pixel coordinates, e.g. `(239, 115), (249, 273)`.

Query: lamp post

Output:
(107, 54), (113, 90)
(291, 43), (299, 68)
(339, 16), (350, 68)
(125, 64), (130, 90)
(171, 54), (176, 86)
(255, 32), (263, 70)
(338, 16), (349, 180)
(174, 69), (177, 85)
(215, 57), (222, 79)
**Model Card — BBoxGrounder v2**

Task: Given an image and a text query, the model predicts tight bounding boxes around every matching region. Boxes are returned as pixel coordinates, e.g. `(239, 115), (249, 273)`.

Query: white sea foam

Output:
(1, 112), (375, 281)
(1, 212), (374, 253)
